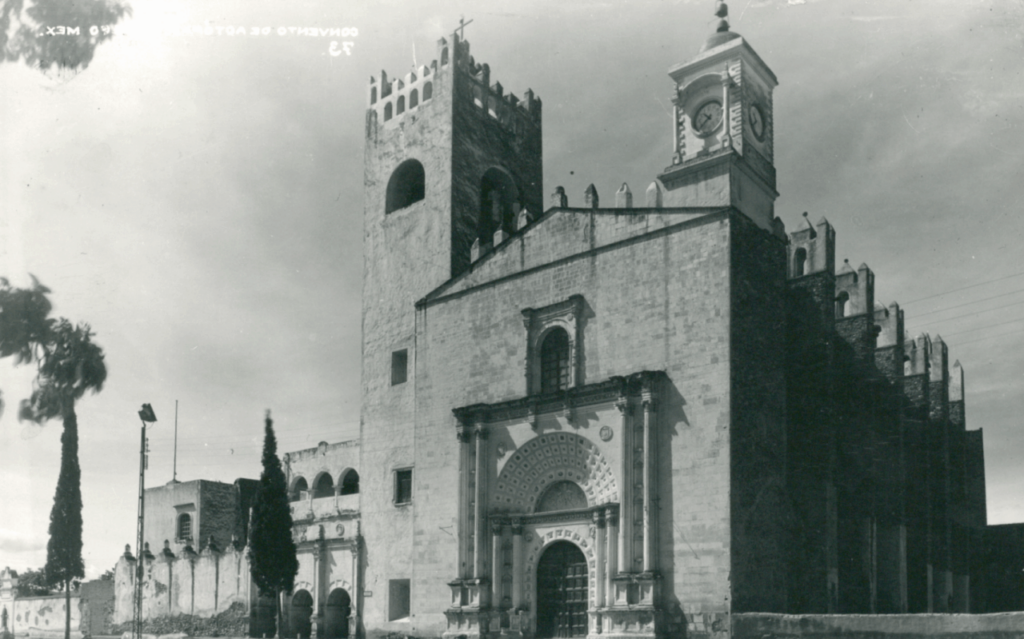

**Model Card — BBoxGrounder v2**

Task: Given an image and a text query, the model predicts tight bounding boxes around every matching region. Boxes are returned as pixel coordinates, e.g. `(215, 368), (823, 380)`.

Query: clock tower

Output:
(656, 1), (778, 230)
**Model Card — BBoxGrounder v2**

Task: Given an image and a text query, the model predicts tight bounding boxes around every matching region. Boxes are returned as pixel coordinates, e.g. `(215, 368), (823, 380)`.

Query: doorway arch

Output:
(290, 590), (313, 639)
(324, 588), (351, 638)
(536, 541), (588, 638)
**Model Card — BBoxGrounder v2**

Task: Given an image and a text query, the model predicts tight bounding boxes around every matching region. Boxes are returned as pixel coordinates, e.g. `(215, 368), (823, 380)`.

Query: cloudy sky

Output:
(1, 0), (1022, 579)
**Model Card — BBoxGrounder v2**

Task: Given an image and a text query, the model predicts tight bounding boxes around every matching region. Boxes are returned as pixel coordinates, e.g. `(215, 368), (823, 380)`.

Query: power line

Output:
(907, 287), (1024, 320)
(914, 298), (1024, 328)
(952, 326), (1024, 348)
(942, 317), (1024, 339)
(900, 270), (1024, 305)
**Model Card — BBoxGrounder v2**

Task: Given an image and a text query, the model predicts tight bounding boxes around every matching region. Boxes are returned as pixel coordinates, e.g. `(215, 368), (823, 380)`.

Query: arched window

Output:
(794, 247), (807, 277)
(313, 473), (334, 498)
(441, 47), (449, 65)
(340, 469), (360, 495)
(291, 477), (308, 502)
(385, 159), (425, 213)
(479, 167), (519, 244)
(540, 328), (570, 393)
(397, 95), (405, 114)
(409, 89), (418, 109)
(836, 291), (850, 318)
(423, 82), (433, 101)
(384, 102), (392, 121)
(370, 86), (377, 104)
(177, 513), (192, 541)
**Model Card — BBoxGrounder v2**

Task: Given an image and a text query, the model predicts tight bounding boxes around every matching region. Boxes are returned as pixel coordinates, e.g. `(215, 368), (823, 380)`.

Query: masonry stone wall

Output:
(732, 612), (1024, 638)
(2, 595), (83, 638)
(728, 211), (788, 613)
(407, 210), (738, 638)
(112, 547), (251, 624)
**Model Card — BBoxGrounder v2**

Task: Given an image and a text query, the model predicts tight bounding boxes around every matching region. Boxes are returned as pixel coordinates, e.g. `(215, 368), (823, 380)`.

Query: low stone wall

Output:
(733, 612), (1024, 638)
(3, 594), (83, 639)
(113, 547), (252, 625)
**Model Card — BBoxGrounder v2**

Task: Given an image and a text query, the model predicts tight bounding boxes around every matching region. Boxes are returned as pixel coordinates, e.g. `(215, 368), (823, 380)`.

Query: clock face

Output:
(749, 104), (766, 141)
(693, 100), (723, 136)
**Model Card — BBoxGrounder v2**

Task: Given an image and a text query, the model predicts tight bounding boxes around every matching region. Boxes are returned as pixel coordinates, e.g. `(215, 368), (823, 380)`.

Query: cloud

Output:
(0, 528), (46, 553)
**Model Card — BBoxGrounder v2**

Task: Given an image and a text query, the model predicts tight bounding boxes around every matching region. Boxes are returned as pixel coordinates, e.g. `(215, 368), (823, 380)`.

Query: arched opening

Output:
(535, 481), (587, 513)
(441, 47), (449, 65)
(536, 542), (588, 638)
(794, 247), (807, 277)
(291, 477), (308, 502)
(313, 473), (334, 498)
(385, 159), (425, 213)
(387, 158), (428, 213)
(340, 470), (360, 495)
(177, 513), (192, 541)
(290, 590), (313, 639)
(409, 89), (418, 109)
(370, 86), (377, 104)
(423, 81), (433, 101)
(540, 328), (570, 394)
(383, 102), (392, 121)
(397, 95), (405, 114)
(836, 291), (850, 319)
(324, 589), (351, 638)
(478, 167), (519, 244)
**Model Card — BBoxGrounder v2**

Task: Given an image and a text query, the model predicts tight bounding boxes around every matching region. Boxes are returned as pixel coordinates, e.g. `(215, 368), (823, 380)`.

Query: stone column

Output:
(594, 510), (606, 609)
(491, 521), (504, 607)
(605, 506), (618, 607)
(616, 396), (631, 572)
(511, 519), (524, 610)
(457, 424), (473, 579)
(641, 389), (655, 573)
(474, 424), (489, 579)
(672, 104), (680, 156)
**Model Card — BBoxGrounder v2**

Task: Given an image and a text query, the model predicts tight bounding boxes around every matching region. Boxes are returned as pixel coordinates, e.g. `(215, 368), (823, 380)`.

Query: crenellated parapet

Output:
(366, 34), (542, 138)
(452, 35), (542, 134)
(787, 212), (835, 278)
(835, 259), (874, 318)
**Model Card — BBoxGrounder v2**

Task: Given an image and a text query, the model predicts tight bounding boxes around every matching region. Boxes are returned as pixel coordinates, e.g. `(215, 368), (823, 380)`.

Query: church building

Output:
(355, 5), (988, 639)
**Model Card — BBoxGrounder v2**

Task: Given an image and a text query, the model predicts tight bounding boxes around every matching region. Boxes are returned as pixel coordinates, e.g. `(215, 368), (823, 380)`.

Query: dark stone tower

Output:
(360, 32), (543, 633)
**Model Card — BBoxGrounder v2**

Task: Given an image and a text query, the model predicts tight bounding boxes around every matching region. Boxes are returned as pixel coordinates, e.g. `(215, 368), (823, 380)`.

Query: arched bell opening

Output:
(478, 167), (519, 244)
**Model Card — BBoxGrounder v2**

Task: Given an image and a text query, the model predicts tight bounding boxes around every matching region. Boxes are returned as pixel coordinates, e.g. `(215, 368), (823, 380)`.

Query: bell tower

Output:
(656, 1), (778, 230)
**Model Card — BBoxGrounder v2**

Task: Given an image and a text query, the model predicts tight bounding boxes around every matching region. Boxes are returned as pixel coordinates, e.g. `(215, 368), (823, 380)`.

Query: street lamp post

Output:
(134, 404), (157, 639)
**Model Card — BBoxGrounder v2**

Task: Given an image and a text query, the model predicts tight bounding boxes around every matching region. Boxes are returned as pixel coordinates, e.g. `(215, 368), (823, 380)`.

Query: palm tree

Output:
(1, 278), (107, 639)
(24, 320), (107, 639)
(0, 276), (56, 417)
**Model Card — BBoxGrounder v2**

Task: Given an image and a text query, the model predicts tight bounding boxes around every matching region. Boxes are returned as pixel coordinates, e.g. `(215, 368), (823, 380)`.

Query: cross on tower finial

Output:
(455, 16), (474, 39)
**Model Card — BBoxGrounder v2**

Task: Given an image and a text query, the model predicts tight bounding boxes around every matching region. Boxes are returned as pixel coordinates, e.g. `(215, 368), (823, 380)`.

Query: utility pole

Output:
(134, 404), (157, 639)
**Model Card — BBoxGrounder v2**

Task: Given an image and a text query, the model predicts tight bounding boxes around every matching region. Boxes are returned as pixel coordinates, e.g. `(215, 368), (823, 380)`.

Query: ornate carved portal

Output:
(446, 372), (665, 639)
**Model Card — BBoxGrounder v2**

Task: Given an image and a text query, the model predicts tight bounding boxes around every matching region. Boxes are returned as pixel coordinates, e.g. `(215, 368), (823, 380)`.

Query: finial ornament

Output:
(715, 1), (730, 32)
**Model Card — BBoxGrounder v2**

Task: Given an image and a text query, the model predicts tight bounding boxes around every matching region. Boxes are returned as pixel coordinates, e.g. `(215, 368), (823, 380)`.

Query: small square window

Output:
(388, 578), (411, 621)
(391, 349), (408, 386)
(394, 468), (413, 505)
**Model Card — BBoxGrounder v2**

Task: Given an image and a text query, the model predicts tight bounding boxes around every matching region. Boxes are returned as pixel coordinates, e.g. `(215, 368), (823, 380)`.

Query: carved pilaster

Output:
(510, 518), (524, 611)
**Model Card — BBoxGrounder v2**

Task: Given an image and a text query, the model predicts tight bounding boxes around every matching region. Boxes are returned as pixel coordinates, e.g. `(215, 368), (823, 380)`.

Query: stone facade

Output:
(110, 441), (363, 639)
(353, 15), (1000, 639)
(278, 440), (361, 639)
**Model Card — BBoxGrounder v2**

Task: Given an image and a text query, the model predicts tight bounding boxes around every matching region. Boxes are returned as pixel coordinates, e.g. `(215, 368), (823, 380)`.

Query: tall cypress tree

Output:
(248, 411), (298, 638)
(44, 410), (84, 639)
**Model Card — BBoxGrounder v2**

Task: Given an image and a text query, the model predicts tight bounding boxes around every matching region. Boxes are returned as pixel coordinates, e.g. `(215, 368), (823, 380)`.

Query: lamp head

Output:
(139, 403), (157, 423)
